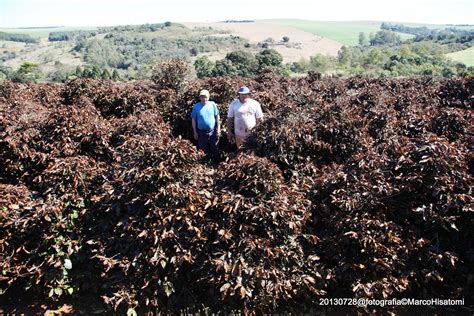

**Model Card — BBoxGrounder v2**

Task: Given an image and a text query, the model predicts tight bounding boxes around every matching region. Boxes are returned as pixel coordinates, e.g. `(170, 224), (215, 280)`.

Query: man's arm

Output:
(226, 102), (235, 143)
(227, 117), (235, 143)
(216, 115), (221, 136)
(255, 102), (264, 125)
(192, 118), (198, 140)
(214, 103), (221, 137)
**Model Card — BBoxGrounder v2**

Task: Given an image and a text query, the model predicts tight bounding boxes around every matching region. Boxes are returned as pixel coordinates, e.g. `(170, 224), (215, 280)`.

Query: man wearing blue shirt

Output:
(191, 89), (220, 161)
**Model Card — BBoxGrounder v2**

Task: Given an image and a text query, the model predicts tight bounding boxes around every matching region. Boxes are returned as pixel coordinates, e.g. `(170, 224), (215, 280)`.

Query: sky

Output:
(0, 0), (473, 28)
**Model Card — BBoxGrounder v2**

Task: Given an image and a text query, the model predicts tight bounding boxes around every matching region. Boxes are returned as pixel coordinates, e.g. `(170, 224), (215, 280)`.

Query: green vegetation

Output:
(368, 30), (402, 46)
(0, 31), (39, 43)
(289, 54), (335, 74)
(70, 23), (246, 79)
(256, 48), (284, 67)
(288, 42), (471, 77)
(382, 22), (474, 38)
(223, 50), (258, 76)
(281, 21), (473, 77)
(447, 46), (474, 67)
(194, 56), (214, 78)
(98, 22), (172, 33)
(0, 64), (10, 80)
(194, 49), (287, 78)
(381, 23), (474, 58)
(275, 20), (413, 46)
(48, 30), (98, 42)
(2, 21), (472, 83)
(382, 22), (473, 46)
(0, 26), (98, 38)
(10, 61), (42, 82)
(385, 22), (474, 31)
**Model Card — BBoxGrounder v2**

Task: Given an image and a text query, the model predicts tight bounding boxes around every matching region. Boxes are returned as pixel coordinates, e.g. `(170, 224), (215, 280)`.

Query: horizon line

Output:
(1, 18), (474, 29)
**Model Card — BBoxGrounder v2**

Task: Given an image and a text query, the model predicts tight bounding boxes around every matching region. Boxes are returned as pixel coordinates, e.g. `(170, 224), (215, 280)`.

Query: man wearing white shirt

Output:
(226, 86), (264, 148)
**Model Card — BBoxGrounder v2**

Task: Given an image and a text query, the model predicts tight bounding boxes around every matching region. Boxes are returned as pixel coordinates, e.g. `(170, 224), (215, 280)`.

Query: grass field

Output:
(447, 46), (474, 67)
(273, 20), (414, 46)
(0, 26), (97, 38)
(396, 22), (474, 30)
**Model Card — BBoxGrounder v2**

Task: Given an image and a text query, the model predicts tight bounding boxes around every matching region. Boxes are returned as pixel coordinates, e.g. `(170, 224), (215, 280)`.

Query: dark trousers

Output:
(197, 129), (219, 160)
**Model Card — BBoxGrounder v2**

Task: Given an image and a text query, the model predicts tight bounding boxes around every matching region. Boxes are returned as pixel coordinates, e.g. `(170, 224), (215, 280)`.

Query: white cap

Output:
(199, 89), (210, 97)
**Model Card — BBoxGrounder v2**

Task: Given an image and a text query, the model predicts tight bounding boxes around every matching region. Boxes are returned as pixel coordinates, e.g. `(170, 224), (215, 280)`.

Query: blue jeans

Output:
(197, 129), (219, 160)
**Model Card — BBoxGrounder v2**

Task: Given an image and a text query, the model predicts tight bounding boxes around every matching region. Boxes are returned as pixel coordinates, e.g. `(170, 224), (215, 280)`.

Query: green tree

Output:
(365, 48), (384, 65)
(101, 69), (111, 79)
(91, 65), (102, 78)
(194, 56), (215, 78)
(370, 30), (401, 46)
(369, 32), (375, 45)
(84, 39), (124, 68)
(310, 54), (333, 72)
(0, 64), (11, 80)
(256, 49), (283, 68)
(225, 50), (258, 76)
(81, 67), (92, 78)
(337, 46), (352, 66)
(358, 32), (368, 46)
(441, 67), (455, 77)
(81, 65), (102, 79)
(75, 66), (83, 77)
(398, 45), (413, 58)
(212, 59), (238, 76)
(18, 61), (38, 74)
(112, 69), (121, 81)
(290, 58), (311, 73)
(12, 61), (42, 82)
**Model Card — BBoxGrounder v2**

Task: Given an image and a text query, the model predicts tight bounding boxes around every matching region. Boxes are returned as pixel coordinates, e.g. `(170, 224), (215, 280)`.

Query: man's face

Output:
(239, 93), (250, 103)
(200, 95), (209, 103)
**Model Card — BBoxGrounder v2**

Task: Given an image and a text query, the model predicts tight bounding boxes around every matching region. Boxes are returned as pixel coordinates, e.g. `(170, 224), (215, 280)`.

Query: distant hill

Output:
(0, 26), (98, 38)
(0, 20), (471, 81)
(183, 20), (343, 62)
(272, 19), (415, 46)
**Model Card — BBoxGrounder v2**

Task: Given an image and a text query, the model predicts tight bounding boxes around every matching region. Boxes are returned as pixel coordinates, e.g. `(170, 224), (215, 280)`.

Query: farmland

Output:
(447, 46), (474, 67)
(273, 20), (414, 46)
(1, 70), (472, 313)
(183, 20), (343, 62)
(1, 20), (472, 82)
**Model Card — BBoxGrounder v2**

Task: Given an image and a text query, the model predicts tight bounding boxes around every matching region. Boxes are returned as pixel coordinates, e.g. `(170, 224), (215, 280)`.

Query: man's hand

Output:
(217, 129), (221, 138)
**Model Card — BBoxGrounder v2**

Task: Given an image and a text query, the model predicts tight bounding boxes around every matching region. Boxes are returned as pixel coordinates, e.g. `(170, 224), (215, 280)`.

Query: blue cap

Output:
(238, 86), (251, 94)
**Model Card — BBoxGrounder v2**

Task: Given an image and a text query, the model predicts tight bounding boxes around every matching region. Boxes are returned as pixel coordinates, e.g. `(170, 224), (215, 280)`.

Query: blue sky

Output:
(0, 0), (473, 27)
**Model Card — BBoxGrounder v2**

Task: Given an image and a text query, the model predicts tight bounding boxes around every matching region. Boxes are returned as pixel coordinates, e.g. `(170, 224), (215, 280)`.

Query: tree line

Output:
(48, 30), (98, 42)
(381, 22), (474, 44)
(47, 23), (174, 42)
(1, 22), (472, 83)
(0, 31), (39, 44)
